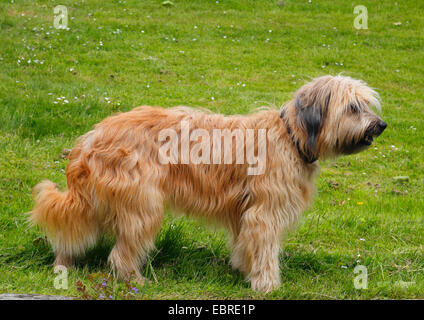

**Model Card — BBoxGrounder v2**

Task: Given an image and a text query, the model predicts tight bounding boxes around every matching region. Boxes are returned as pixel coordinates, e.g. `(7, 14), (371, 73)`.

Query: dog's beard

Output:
(342, 136), (373, 155)
(341, 122), (383, 155)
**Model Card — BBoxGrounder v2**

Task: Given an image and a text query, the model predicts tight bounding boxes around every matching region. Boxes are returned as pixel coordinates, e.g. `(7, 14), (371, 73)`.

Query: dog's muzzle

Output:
(342, 119), (387, 154)
(362, 120), (387, 146)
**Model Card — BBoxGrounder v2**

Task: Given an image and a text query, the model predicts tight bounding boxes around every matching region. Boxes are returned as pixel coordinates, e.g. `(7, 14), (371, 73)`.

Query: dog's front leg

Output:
(107, 204), (164, 284)
(232, 206), (282, 293)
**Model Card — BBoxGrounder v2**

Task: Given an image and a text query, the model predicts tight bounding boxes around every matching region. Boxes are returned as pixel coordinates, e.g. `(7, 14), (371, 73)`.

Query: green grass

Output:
(0, 0), (423, 299)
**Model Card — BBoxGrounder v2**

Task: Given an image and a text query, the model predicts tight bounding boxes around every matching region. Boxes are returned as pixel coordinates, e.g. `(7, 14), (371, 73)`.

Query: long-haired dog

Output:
(30, 75), (386, 292)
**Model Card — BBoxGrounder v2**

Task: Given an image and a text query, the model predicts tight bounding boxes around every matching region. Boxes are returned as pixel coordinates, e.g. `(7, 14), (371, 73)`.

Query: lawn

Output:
(0, 0), (423, 299)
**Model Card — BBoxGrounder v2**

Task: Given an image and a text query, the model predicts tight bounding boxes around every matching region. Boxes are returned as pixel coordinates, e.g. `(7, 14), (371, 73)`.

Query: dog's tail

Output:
(31, 180), (76, 233)
(30, 179), (97, 257)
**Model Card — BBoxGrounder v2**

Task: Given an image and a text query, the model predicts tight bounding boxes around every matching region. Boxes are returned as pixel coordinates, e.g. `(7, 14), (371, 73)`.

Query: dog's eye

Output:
(349, 104), (360, 114)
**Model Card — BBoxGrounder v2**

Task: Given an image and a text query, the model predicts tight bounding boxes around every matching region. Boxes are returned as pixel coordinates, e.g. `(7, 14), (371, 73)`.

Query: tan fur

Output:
(30, 75), (385, 292)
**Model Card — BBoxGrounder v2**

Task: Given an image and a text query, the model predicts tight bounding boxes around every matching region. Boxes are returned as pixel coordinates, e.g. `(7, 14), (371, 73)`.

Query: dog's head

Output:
(285, 75), (386, 161)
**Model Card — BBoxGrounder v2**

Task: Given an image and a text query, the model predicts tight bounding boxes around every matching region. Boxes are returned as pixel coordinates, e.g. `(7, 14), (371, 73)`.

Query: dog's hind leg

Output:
(108, 197), (164, 283)
(232, 205), (282, 292)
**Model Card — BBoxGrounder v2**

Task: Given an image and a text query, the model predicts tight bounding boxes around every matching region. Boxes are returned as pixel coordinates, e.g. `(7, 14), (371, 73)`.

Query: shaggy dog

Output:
(30, 75), (386, 292)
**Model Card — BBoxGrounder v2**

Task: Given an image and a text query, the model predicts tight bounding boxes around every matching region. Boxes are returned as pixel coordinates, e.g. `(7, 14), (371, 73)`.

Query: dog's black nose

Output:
(378, 120), (387, 132)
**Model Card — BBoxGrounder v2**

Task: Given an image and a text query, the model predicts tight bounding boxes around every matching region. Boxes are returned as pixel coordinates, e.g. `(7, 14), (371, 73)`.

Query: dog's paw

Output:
(250, 277), (281, 293)
(54, 255), (73, 268)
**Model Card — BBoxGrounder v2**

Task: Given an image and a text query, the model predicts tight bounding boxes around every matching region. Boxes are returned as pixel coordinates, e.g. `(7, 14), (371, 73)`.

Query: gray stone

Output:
(0, 294), (73, 300)
(393, 176), (410, 182)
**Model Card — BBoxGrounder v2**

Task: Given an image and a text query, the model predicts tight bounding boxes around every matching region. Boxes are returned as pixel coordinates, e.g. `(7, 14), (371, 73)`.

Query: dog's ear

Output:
(295, 92), (330, 161)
